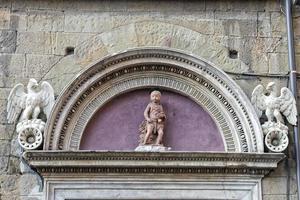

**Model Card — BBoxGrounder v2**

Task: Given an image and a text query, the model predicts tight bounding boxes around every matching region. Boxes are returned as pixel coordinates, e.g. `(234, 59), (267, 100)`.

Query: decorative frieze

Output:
(24, 151), (285, 176)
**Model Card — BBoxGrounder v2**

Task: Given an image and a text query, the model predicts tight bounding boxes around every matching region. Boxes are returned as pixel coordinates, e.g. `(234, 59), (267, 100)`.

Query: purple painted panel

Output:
(80, 90), (225, 151)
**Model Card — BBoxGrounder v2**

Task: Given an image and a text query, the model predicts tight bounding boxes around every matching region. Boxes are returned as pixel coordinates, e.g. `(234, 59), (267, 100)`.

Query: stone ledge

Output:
(23, 151), (285, 176)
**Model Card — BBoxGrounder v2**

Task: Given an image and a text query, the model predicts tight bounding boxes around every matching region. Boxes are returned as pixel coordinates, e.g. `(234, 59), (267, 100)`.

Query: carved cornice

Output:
(24, 151), (285, 176)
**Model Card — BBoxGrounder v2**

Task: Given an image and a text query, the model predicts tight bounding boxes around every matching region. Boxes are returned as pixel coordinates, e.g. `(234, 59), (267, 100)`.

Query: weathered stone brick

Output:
(269, 158), (296, 177)
(7, 156), (20, 174)
(0, 140), (10, 156)
(73, 34), (107, 65)
(164, 12), (214, 35)
(271, 12), (286, 37)
(206, 0), (280, 12)
(181, 1), (205, 11)
(0, 77), (30, 88)
(263, 177), (288, 195)
(44, 72), (78, 95)
(0, 156), (9, 173)
(218, 36), (288, 73)
(215, 36), (270, 73)
(218, 36), (254, 69)
(0, 195), (19, 200)
(0, 174), (19, 195)
(10, 138), (22, 157)
(122, 0), (185, 12)
(16, 32), (56, 54)
(101, 23), (138, 53)
(290, 175), (298, 195)
(0, 30), (17, 53)
(0, 8), (10, 29)
(171, 26), (202, 53)
(0, 54), (26, 78)
(295, 38), (300, 55)
(135, 21), (173, 47)
(268, 53), (289, 74)
(10, 11), (27, 31)
(0, 124), (14, 140)
(263, 194), (289, 200)
(0, 99), (7, 123)
(64, 12), (112, 33)
(25, 54), (63, 78)
(296, 54), (300, 69)
(294, 14), (300, 37)
(55, 32), (96, 55)
(214, 11), (257, 37)
(0, 88), (10, 100)
(110, 12), (214, 34)
(258, 12), (272, 37)
(20, 196), (42, 200)
(0, 0), (11, 8)
(12, 0), (64, 11)
(27, 10), (64, 32)
(18, 174), (41, 196)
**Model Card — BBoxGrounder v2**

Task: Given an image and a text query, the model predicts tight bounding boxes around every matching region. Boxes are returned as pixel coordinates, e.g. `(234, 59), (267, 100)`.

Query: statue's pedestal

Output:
(135, 145), (171, 152)
(16, 119), (45, 150)
(262, 121), (289, 153)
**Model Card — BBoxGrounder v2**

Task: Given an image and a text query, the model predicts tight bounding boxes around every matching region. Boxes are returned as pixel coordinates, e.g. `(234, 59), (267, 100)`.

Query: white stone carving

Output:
(251, 82), (297, 152)
(135, 145), (171, 152)
(7, 79), (55, 150)
(17, 119), (45, 150)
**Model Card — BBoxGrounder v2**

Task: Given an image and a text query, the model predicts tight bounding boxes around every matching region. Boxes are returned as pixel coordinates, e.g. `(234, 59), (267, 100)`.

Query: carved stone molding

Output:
(24, 151), (285, 176)
(24, 151), (284, 200)
(43, 48), (263, 152)
(43, 177), (264, 200)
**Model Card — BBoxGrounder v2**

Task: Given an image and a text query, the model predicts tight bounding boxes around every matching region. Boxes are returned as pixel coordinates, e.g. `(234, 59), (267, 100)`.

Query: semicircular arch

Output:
(44, 48), (263, 152)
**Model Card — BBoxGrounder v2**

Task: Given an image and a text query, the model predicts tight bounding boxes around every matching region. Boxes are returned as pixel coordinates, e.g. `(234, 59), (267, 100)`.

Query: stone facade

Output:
(0, 0), (299, 199)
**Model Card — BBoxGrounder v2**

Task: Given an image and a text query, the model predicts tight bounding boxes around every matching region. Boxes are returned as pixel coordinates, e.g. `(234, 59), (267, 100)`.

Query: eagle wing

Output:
(279, 87), (297, 125)
(7, 84), (27, 123)
(251, 84), (267, 118)
(39, 81), (55, 120)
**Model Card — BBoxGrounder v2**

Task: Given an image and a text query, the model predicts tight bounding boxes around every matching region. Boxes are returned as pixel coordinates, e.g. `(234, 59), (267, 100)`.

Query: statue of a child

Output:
(143, 90), (166, 145)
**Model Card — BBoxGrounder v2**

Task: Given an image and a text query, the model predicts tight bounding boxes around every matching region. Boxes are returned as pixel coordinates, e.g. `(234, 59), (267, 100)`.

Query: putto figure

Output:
(143, 90), (166, 145)
(251, 82), (297, 153)
(7, 78), (55, 150)
(135, 90), (170, 152)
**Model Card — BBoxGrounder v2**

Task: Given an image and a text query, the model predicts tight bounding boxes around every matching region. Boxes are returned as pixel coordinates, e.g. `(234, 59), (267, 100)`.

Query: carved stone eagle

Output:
(7, 78), (55, 124)
(251, 82), (297, 126)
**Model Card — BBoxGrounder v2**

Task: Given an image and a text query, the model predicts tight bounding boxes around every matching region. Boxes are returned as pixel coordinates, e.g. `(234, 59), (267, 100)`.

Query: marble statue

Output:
(135, 90), (170, 152)
(251, 82), (297, 152)
(7, 78), (55, 150)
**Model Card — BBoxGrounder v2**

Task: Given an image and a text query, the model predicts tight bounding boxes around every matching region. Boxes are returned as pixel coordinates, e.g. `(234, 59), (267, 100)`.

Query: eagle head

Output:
(266, 82), (276, 92)
(266, 82), (278, 96)
(27, 78), (40, 92)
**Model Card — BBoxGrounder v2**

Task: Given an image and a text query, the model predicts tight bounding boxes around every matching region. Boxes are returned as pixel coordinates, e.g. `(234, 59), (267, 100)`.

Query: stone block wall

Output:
(0, 0), (299, 199)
